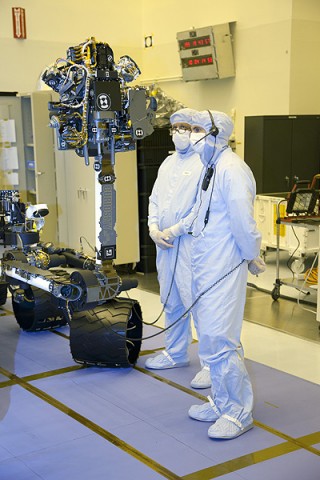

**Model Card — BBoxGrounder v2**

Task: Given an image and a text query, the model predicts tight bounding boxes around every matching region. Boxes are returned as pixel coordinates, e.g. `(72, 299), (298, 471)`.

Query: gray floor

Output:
(132, 252), (320, 345)
(1, 255), (320, 479)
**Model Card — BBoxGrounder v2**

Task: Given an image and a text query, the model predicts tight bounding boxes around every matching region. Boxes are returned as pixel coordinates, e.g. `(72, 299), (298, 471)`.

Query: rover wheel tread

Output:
(12, 286), (68, 332)
(0, 282), (8, 306)
(70, 297), (142, 367)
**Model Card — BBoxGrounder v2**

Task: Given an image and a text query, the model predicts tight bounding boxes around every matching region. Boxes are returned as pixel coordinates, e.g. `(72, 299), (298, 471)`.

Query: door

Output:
(55, 148), (139, 265)
(0, 94), (26, 194)
(262, 117), (292, 193)
(30, 92), (58, 242)
(56, 148), (95, 255)
(291, 116), (320, 188)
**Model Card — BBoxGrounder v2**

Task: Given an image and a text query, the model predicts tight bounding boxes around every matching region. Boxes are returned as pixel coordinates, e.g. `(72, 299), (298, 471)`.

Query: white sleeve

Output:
(223, 165), (261, 260)
(148, 177), (160, 229)
(167, 185), (203, 236)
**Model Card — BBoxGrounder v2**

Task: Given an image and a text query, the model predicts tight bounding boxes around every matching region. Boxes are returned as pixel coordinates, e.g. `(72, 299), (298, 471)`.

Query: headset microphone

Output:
(193, 111), (219, 146)
(194, 130), (215, 145)
(209, 124), (219, 136)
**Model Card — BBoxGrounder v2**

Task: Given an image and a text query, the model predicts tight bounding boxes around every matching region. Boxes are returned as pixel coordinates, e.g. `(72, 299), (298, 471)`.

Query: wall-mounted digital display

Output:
(177, 23), (235, 82)
(178, 35), (211, 51)
(181, 55), (214, 68)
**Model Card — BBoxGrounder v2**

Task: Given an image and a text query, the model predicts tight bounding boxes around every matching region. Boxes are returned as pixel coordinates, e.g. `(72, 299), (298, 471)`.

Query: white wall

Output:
(1, 0), (319, 158)
(140, 0), (293, 157)
(0, 0), (143, 92)
(289, 0), (320, 113)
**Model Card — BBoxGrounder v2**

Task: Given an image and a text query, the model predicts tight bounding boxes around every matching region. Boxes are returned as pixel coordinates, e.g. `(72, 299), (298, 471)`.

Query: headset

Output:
(207, 110), (219, 137)
(190, 111), (220, 233)
(194, 110), (219, 150)
(199, 111), (219, 191)
(183, 110), (216, 235)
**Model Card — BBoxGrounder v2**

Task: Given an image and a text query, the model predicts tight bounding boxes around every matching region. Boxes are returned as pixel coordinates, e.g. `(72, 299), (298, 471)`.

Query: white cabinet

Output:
(20, 91), (58, 243)
(55, 147), (95, 254)
(0, 94), (26, 193)
(254, 194), (319, 257)
(55, 147), (140, 266)
(0, 92), (58, 244)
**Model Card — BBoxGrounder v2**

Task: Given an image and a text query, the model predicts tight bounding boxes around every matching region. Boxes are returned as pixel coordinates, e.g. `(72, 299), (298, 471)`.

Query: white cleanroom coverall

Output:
(171, 110), (262, 438)
(147, 109), (204, 365)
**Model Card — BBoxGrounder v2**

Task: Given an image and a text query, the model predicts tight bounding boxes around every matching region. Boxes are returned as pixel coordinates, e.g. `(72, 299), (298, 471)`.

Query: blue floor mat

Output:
(0, 302), (319, 479)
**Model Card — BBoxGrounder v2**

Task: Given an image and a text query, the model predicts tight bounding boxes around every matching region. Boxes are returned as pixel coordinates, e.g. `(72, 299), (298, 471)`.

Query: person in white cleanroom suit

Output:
(145, 108), (212, 389)
(163, 110), (265, 439)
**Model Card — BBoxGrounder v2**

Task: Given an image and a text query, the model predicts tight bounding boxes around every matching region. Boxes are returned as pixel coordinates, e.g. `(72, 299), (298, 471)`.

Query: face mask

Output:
(190, 132), (206, 154)
(172, 132), (190, 152)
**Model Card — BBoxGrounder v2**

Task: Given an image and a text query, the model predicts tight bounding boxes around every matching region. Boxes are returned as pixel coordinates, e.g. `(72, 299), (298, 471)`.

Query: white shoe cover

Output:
(208, 415), (254, 439)
(190, 365), (211, 389)
(188, 398), (219, 422)
(145, 351), (189, 370)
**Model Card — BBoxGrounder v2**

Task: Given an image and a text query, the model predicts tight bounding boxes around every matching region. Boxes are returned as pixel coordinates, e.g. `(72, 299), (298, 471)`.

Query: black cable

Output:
(247, 282), (315, 305)
(203, 166), (216, 227)
(111, 258), (246, 342)
(187, 189), (204, 234)
(138, 236), (181, 326)
(189, 143), (227, 238)
(75, 234), (181, 335)
(122, 236), (181, 327)
(121, 236), (180, 327)
(79, 235), (98, 254)
(276, 198), (304, 277)
(286, 226), (301, 276)
(189, 165), (216, 237)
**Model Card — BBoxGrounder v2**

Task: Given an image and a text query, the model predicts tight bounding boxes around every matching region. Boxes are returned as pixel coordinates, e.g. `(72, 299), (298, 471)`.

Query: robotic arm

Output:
(42, 38), (155, 160)
(2, 37), (156, 308)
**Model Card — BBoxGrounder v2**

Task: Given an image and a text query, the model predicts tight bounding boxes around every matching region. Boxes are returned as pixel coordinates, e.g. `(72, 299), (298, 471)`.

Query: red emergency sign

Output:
(12, 8), (27, 39)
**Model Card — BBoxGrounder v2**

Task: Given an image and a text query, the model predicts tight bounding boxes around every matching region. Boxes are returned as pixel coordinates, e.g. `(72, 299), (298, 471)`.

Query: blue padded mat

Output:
(0, 300), (319, 479)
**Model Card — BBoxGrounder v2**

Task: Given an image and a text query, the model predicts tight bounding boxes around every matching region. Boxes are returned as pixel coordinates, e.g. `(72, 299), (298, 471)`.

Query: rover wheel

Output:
(0, 281), (8, 306)
(11, 286), (68, 332)
(70, 297), (143, 367)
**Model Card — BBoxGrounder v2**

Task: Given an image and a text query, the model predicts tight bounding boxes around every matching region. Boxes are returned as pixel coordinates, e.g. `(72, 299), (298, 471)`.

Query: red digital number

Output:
(180, 35), (211, 50)
(183, 54), (214, 68)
